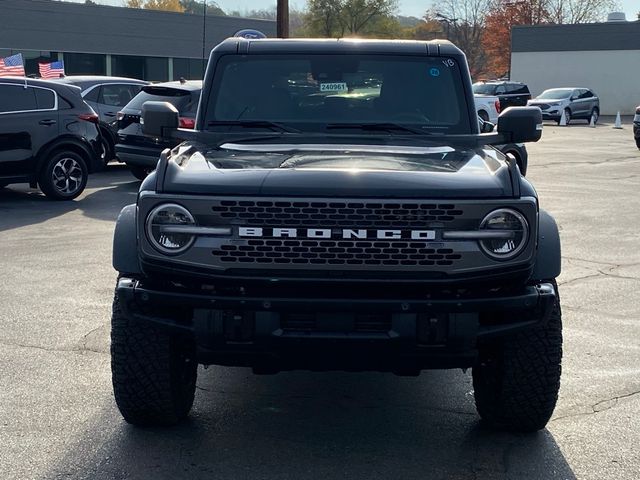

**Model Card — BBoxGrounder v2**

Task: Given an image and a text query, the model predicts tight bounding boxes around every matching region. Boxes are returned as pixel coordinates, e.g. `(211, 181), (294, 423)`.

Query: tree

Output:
(124, 0), (184, 12)
(481, 1), (548, 78)
(304, 0), (399, 37)
(179, 0), (225, 16)
(428, 0), (491, 76)
(544, 0), (618, 24)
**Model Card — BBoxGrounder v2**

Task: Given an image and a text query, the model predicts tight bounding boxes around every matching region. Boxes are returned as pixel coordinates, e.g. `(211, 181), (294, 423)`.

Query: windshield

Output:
(472, 84), (495, 95)
(537, 89), (573, 100)
(206, 54), (471, 134)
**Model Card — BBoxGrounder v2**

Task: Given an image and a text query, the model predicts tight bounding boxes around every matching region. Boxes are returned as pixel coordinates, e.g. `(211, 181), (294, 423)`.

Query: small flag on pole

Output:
(0, 53), (26, 77)
(39, 60), (65, 79)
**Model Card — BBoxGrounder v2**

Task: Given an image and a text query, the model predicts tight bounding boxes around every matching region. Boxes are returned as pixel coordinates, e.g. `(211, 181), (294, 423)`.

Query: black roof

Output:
(213, 37), (464, 57)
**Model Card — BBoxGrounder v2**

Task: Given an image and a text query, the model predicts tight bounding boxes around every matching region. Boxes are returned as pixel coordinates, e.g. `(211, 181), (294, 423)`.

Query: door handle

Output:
(39, 119), (57, 126)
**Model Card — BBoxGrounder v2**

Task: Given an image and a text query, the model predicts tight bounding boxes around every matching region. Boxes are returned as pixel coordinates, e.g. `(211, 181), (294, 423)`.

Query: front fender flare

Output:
(113, 204), (141, 275)
(531, 209), (561, 281)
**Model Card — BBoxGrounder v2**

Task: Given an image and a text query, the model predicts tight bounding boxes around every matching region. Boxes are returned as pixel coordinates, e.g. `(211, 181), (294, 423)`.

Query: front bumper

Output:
(116, 277), (556, 373)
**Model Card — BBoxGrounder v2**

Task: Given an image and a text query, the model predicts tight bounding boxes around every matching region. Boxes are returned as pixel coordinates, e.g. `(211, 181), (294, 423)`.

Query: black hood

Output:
(159, 142), (514, 198)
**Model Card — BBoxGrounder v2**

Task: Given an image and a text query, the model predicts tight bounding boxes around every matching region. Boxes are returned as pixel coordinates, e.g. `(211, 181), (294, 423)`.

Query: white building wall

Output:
(511, 50), (640, 115)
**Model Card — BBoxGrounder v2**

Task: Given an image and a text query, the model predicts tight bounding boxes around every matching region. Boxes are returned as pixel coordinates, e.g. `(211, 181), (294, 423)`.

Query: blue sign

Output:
(429, 67), (440, 77)
(234, 29), (267, 39)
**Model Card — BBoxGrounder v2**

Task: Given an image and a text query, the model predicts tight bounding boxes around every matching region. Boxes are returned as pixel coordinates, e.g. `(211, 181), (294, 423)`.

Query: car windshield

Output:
(472, 84), (495, 95)
(537, 89), (573, 99)
(206, 54), (471, 135)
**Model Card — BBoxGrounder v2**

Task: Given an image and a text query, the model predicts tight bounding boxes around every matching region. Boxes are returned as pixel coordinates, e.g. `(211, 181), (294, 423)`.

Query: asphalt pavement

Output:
(0, 117), (638, 480)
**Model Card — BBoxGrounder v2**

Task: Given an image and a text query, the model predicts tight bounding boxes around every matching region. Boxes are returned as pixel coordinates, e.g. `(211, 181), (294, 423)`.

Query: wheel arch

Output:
(113, 204), (141, 275)
(36, 136), (97, 174)
(530, 209), (561, 281)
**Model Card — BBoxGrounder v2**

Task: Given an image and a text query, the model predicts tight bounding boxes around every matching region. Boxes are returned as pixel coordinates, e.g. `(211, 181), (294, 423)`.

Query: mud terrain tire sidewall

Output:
(111, 287), (197, 426)
(472, 281), (562, 432)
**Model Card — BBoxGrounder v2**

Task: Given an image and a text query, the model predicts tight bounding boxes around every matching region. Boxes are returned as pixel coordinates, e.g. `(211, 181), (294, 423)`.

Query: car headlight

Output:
(145, 203), (196, 254)
(479, 208), (529, 260)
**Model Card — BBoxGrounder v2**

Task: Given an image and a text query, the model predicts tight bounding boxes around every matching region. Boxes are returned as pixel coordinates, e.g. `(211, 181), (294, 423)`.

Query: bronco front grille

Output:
(213, 239), (462, 267)
(211, 200), (463, 227)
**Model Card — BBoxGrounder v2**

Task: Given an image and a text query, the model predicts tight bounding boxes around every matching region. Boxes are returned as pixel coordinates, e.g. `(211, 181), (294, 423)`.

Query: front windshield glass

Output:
(206, 54), (471, 134)
(537, 89), (573, 99)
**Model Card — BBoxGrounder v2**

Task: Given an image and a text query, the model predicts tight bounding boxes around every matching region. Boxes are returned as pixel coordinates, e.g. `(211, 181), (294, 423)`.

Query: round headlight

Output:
(146, 203), (196, 255)
(479, 208), (529, 260)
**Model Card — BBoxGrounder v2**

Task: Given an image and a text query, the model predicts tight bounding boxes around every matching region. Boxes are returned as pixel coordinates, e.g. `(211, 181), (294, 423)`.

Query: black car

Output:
(115, 80), (201, 180)
(112, 38), (561, 432)
(53, 76), (148, 164)
(0, 77), (102, 200)
(473, 80), (531, 111)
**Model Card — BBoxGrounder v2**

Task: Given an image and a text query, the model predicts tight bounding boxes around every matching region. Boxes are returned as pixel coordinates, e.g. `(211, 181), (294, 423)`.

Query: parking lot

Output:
(0, 118), (638, 480)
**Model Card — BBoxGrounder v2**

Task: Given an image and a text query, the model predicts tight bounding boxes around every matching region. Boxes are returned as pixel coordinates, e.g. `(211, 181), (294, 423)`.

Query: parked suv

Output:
(0, 77), (102, 200)
(115, 80), (201, 180)
(112, 38), (561, 432)
(473, 81), (531, 111)
(528, 88), (599, 125)
(54, 76), (148, 164)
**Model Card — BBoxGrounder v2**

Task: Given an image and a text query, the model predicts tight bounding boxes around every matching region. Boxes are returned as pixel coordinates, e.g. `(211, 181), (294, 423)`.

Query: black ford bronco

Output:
(111, 38), (562, 431)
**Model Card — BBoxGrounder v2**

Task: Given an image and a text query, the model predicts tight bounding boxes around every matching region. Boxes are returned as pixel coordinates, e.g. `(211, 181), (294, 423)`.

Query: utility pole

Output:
(277, 0), (289, 38)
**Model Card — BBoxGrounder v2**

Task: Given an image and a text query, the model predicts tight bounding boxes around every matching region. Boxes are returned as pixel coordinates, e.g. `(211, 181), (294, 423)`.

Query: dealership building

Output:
(511, 18), (640, 115)
(0, 0), (275, 81)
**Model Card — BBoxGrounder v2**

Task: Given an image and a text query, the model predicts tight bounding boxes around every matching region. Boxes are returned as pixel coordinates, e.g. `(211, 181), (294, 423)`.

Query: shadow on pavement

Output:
(47, 368), (576, 480)
(0, 165), (139, 232)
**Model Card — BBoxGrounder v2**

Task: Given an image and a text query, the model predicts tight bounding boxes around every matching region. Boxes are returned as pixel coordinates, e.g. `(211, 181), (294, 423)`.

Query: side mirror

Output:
(141, 101), (179, 138)
(479, 119), (495, 133)
(497, 107), (542, 143)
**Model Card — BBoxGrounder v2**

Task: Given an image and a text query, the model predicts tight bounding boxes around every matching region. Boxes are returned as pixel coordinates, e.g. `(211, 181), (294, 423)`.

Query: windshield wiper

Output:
(207, 120), (300, 133)
(326, 122), (429, 135)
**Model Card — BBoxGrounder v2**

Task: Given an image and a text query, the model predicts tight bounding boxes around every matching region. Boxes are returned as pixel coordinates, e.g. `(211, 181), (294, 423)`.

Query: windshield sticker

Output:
(429, 67), (440, 77)
(320, 82), (348, 93)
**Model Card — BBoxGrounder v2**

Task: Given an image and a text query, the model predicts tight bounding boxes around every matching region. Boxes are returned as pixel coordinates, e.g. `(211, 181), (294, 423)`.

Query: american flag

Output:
(39, 60), (65, 79)
(0, 53), (25, 77)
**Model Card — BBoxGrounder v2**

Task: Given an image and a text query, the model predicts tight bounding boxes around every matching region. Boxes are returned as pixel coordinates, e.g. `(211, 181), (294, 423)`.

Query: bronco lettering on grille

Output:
(238, 227), (436, 240)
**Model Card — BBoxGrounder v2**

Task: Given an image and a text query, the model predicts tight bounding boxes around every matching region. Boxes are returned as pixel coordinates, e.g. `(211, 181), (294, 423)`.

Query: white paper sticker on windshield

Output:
(320, 82), (348, 93)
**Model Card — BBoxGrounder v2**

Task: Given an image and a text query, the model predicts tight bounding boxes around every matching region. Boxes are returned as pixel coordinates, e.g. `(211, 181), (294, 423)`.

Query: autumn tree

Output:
(123, 0), (184, 12)
(179, 0), (225, 16)
(481, 0), (548, 78)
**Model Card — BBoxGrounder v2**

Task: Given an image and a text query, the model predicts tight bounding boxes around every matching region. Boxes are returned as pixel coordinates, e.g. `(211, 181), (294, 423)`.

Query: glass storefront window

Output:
(112, 55), (168, 82)
(64, 53), (106, 75)
(173, 57), (204, 81)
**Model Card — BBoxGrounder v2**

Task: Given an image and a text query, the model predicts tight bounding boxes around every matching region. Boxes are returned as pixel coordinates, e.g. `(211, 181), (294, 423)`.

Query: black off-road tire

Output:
(472, 281), (562, 432)
(129, 165), (151, 181)
(111, 288), (197, 426)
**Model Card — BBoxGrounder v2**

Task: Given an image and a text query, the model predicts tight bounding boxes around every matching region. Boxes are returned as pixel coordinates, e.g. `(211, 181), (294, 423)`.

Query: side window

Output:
(0, 84), (38, 113)
(126, 84), (143, 102)
(495, 85), (506, 95)
(100, 84), (135, 107)
(34, 88), (56, 110)
(580, 89), (594, 99)
(84, 86), (100, 103)
(58, 96), (73, 110)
